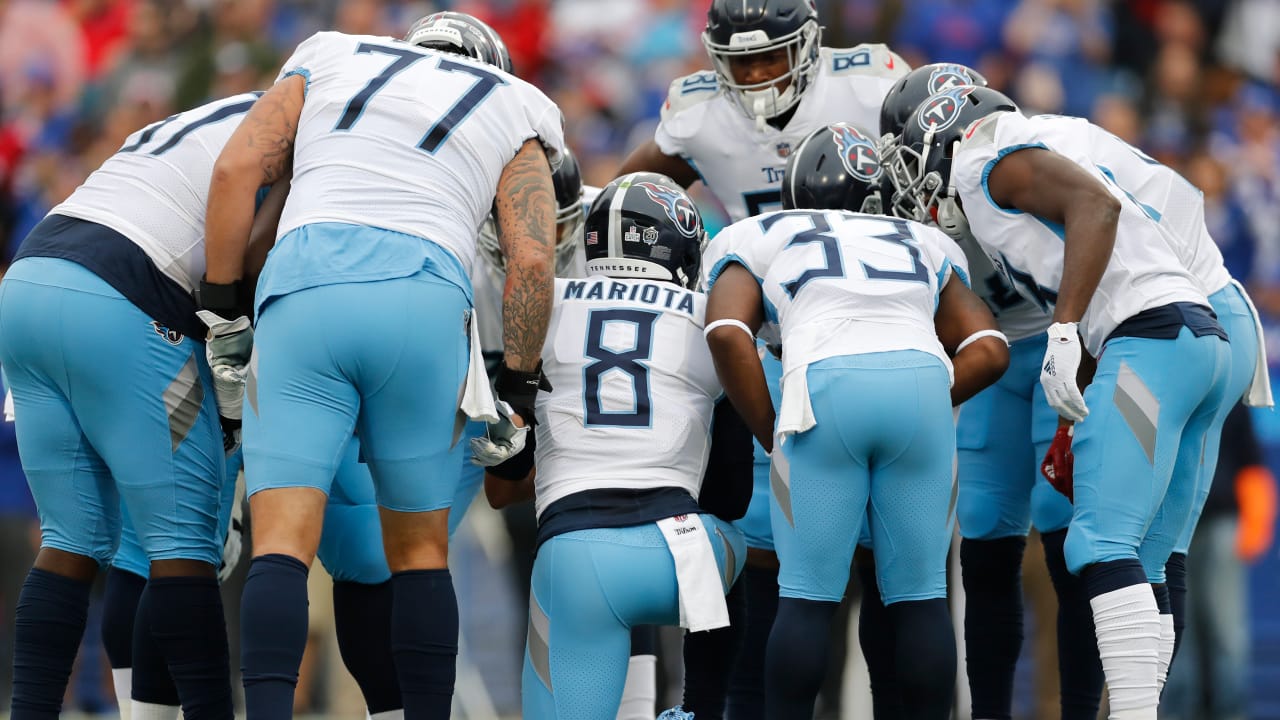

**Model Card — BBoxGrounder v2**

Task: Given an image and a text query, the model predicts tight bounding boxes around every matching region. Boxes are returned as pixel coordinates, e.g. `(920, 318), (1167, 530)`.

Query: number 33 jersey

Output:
(275, 31), (566, 276)
(702, 210), (969, 383)
(531, 277), (721, 518)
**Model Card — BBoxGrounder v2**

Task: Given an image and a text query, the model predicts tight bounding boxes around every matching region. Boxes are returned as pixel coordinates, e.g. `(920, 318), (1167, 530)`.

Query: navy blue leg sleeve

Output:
(143, 576), (232, 720)
(890, 599), (956, 720)
(726, 563), (778, 720)
(391, 569), (457, 720)
(765, 597), (837, 719)
(240, 554), (310, 720)
(333, 580), (401, 715)
(9, 568), (92, 720)
(1041, 529), (1104, 720)
(855, 552), (903, 719)
(960, 536), (1026, 720)
(102, 567), (145, 670)
(1165, 552), (1188, 662)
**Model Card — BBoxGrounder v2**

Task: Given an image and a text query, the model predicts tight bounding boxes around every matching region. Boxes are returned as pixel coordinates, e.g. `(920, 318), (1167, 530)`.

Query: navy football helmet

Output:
(583, 173), (705, 288)
(404, 11), (512, 73)
(702, 0), (821, 123)
(879, 63), (988, 143)
(479, 149), (585, 274)
(782, 123), (884, 214)
(885, 86), (1018, 225)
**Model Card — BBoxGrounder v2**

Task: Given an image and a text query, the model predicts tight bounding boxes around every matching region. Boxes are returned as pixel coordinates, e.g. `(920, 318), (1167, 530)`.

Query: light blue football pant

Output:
(0, 257), (225, 566)
(773, 351), (956, 605)
(316, 422), (486, 585)
(243, 269), (468, 512)
(1065, 327), (1230, 580)
(113, 449), (242, 578)
(956, 332), (1072, 540)
(522, 516), (745, 719)
(1170, 283), (1259, 556)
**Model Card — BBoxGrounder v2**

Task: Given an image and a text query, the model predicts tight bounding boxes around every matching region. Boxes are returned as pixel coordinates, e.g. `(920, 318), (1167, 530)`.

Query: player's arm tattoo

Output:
(495, 139), (556, 372)
(205, 75), (304, 285)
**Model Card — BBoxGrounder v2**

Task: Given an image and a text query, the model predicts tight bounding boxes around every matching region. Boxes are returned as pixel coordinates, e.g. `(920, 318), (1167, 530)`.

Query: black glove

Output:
(493, 361), (553, 426)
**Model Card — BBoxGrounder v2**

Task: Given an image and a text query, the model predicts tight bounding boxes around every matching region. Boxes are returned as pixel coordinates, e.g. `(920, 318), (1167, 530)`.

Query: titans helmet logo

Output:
(636, 182), (700, 238)
(917, 85), (977, 134)
(928, 64), (976, 94)
(828, 123), (882, 183)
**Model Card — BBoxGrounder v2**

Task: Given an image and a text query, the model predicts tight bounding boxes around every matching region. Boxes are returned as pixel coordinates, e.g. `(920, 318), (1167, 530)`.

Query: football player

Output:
(617, 2), (909, 714)
(889, 86), (1232, 718)
(702, 122), (1009, 719)
(0, 89), (278, 720)
(879, 64), (1084, 720)
(476, 172), (746, 720)
(202, 11), (565, 719)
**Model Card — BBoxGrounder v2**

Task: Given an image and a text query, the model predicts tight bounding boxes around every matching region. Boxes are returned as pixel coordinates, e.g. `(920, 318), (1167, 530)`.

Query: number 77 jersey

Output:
(702, 210), (970, 383)
(275, 31), (566, 276)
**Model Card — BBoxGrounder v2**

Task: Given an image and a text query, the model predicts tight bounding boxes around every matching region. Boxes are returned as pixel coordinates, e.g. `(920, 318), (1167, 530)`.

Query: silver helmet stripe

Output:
(608, 173), (636, 262)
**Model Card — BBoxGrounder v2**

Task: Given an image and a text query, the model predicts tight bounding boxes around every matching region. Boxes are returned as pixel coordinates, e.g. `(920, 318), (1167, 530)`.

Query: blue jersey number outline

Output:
(583, 308), (658, 428)
(861, 217), (930, 284)
(119, 95), (261, 155)
(334, 43), (507, 154)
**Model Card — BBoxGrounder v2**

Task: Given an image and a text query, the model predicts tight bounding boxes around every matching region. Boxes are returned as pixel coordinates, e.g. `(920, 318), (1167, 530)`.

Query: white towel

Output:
(775, 363), (817, 440)
(3, 389), (12, 423)
(657, 514), (731, 632)
(1232, 279), (1273, 408)
(453, 308), (500, 447)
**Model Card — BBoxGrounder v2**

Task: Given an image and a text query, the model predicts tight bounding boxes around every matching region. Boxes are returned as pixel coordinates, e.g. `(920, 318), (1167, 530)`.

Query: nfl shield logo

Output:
(776, 142), (792, 158)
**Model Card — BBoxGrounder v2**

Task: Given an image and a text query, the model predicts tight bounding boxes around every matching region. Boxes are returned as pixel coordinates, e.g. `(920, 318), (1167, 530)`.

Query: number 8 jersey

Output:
(275, 31), (565, 276)
(532, 277), (721, 519)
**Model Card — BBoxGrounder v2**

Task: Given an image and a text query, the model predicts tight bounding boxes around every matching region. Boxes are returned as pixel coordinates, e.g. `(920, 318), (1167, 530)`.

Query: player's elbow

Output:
(956, 337), (1010, 390)
(210, 149), (261, 192)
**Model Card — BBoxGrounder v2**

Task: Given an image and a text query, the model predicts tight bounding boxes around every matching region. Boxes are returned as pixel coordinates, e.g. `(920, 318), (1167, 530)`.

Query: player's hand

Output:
(1040, 424), (1075, 502)
(471, 401), (530, 467)
(1041, 322), (1088, 422)
(196, 310), (254, 426)
(493, 361), (552, 426)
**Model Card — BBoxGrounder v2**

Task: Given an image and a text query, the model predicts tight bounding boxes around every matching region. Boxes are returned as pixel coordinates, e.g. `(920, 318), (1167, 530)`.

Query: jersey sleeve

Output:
(508, 79), (567, 171)
(702, 220), (762, 292)
(825, 44), (911, 81)
(952, 112), (1026, 214)
(654, 71), (720, 158)
(275, 31), (341, 92)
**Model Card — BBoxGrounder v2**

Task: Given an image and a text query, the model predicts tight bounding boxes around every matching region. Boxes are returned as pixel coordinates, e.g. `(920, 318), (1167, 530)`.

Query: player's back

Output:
(275, 31), (563, 275)
(51, 92), (261, 293)
(704, 209), (965, 381)
(1024, 114), (1231, 295)
(532, 276), (720, 517)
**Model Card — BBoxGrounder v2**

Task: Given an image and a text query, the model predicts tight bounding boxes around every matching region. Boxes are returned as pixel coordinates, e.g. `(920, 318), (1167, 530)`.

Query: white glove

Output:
(218, 471), (246, 582)
(196, 310), (254, 422)
(470, 401), (529, 467)
(1041, 322), (1089, 422)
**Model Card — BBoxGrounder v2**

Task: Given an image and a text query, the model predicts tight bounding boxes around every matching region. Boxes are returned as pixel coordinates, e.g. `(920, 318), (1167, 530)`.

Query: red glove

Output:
(1041, 425), (1075, 502)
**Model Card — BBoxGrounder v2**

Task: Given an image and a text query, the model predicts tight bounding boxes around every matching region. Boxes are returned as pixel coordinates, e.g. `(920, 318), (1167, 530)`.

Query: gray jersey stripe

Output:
(528, 592), (553, 691)
(1113, 361), (1159, 465)
(164, 354), (203, 451)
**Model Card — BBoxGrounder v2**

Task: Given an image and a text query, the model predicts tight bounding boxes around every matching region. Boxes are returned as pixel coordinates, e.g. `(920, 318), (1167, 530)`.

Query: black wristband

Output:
(494, 361), (552, 424)
(199, 277), (243, 318)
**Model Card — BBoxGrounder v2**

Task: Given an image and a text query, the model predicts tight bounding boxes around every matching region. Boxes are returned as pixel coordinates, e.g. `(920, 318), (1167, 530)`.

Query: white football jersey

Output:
(953, 111), (1207, 356)
(50, 92), (261, 294)
(701, 210), (969, 382)
(953, 231), (1052, 342)
(533, 277), (720, 517)
(1017, 114), (1232, 297)
(472, 185), (600, 352)
(274, 31), (566, 276)
(655, 45), (908, 222)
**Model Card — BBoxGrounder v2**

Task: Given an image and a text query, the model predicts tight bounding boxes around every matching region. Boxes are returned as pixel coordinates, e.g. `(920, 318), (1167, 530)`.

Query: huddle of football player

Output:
(0, 0), (1269, 719)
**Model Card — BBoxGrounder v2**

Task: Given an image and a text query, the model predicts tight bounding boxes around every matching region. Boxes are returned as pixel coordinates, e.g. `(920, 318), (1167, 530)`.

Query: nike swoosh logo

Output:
(885, 54), (895, 69)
